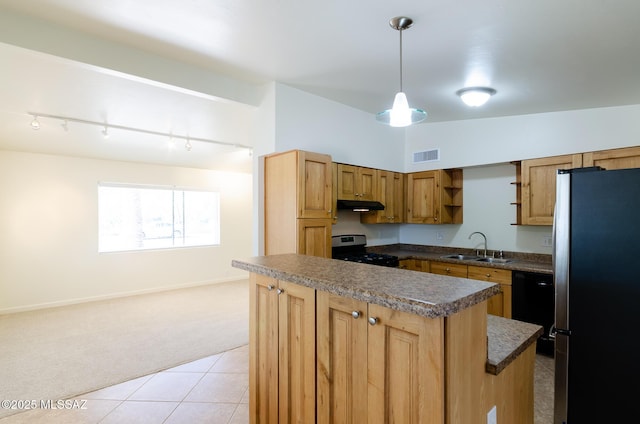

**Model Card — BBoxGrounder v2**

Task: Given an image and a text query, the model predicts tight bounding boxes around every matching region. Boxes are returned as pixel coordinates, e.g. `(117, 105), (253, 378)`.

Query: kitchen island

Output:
(232, 253), (542, 424)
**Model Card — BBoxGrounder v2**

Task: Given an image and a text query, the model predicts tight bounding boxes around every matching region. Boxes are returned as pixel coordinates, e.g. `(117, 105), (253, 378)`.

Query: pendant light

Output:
(376, 16), (427, 127)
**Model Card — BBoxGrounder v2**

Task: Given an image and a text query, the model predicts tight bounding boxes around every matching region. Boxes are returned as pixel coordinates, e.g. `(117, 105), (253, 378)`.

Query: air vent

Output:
(413, 149), (440, 163)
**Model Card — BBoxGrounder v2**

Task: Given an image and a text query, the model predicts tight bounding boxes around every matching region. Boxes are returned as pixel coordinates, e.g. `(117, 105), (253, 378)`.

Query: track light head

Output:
(30, 115), (40, 130)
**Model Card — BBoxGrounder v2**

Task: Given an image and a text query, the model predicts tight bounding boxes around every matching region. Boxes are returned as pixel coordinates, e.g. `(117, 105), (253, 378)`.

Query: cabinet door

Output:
(299, 151), (333, 219)
(583, 146), (640, 170)
(521, 154), (582, 225)
(249, 274), (281, 424)
(278, 281), (316, 424)
(250, 275), (316, 424)
(336, 164), (377, 201)
(297, 218), (331, 258)
(317, 292), (369, 424)
(430, 261), (468, 278)
(468, 266), (512, 318)
(361, 170), (404, 224)
(406, 170), (441, 224)
(367, 304), (445, 424)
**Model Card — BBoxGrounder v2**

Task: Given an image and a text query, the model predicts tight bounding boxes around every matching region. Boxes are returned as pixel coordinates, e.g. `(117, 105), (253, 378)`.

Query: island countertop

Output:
(232, 253), (500, 319)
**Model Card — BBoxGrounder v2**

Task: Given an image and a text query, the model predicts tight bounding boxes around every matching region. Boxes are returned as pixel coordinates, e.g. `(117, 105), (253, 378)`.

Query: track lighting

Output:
(25, 112), (253, 153)
(30, 115), (40, 130)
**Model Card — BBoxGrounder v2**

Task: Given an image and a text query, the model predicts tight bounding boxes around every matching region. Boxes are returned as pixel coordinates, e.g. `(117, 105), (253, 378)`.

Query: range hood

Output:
(336, 199), (385, 212)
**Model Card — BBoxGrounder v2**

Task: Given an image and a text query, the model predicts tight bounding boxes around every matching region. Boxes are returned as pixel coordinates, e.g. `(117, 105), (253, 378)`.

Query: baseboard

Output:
(0, 275), (249, 315)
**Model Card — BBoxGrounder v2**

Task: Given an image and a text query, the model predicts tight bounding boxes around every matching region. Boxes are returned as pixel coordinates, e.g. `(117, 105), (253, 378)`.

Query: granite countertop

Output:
(367, 244), (553, 274)
(486, 315), (543, 375)
(232, 253), (499, 319)
(233, 253), (544, 375)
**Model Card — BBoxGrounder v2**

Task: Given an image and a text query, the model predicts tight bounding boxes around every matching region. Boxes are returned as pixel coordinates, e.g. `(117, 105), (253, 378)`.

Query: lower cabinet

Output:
(399, 258), (429, 271)
(249, 274), (316, 424)
(468, 266), (512, 318)
(316, 291), (445, 424)
(430, 260), (468, 278)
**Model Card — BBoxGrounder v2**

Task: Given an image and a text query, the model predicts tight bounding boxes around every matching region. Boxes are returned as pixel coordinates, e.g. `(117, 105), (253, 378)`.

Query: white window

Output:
(98, 184), (220, 252)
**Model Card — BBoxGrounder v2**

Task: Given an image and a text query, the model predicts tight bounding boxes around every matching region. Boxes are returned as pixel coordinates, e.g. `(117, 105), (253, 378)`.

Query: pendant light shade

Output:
(376, 16), (426, 127)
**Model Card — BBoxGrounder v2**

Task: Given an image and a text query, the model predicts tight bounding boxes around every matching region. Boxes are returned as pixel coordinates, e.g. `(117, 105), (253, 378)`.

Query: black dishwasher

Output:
(511, 270), (555, 356)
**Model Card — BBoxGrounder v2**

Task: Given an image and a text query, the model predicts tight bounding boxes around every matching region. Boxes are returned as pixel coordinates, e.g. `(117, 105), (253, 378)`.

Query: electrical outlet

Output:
(542, 235), (553, 247)
(436, 231), (444, 241)
(487, 405), (497, 424)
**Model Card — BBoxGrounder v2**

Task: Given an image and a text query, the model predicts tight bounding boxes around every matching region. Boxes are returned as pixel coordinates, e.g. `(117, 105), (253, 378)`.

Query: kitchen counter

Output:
(368, 243), (553, 274)
(233, 253), (498, 319)
(232, 253), (543, 375)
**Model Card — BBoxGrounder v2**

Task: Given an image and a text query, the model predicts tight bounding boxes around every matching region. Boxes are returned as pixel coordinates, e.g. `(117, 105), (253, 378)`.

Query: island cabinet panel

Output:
(444, 302), (490, 424)
(317, 293), (369, 423)
(317, 291), (445, 424)
(249, 274), (316, 424)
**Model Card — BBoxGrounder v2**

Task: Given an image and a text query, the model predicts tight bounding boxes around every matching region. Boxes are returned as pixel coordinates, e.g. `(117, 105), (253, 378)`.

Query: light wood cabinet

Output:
(361, 170), (404, 224)
(468, 265), (512, 318)
(519, 154), (583, 225)
(249, 274), (316, 424)
(430, 260), (468, 278)
(514, 147), (640, 225)
(399, 258), (429, 271)
(583, 146), (640, 170)
(316, 290), (445, 424)
(264, 150), (332, 257)
(336, 163), (377, 201)
(406, 169), (463, 224)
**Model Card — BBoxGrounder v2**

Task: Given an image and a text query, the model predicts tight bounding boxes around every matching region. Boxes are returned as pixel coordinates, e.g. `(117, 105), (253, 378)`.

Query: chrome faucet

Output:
(468, 231), (488, 257)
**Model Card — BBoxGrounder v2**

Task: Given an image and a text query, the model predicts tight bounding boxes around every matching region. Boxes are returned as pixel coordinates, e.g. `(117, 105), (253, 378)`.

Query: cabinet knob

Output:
(267, 284), (275, 291)
(445, 268), (451, 272)
(485, 273), (491, 278)
(368, 317), (378, 326)
(351, 311), (361, 319)
(276, 288), (285, 295)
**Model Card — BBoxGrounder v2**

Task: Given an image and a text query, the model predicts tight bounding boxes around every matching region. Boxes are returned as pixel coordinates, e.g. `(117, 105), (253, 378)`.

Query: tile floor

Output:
(0, 345), (249, 424)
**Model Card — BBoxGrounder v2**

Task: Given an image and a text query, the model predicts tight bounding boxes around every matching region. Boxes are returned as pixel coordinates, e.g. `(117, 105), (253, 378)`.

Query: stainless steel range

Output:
(331, 234), (399, 267)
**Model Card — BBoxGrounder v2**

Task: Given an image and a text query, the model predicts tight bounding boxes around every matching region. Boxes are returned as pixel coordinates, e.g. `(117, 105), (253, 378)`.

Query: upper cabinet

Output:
(514, 146), (640, 226)
(361, 170), (405, 224)
(263, 150), (332, 257)
(583, 146), (640, 170)
(519, 154), (583, 226)
(406, 169), (463, 224)
(336, 163), (377, 201)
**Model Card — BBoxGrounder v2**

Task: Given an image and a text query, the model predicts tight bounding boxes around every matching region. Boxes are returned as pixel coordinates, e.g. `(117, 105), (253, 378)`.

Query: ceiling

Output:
(1, 0), (639, 170)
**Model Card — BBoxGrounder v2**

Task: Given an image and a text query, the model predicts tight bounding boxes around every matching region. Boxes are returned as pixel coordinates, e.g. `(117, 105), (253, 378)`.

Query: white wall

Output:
(0, 150), (253, 313)
(274, 84), (405, 171)
(264, 87), (640, 254)
(404, 104), (640, 171)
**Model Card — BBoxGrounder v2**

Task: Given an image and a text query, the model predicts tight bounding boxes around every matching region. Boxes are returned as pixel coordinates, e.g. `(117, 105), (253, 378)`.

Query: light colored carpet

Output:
(0, 279), (249, 419)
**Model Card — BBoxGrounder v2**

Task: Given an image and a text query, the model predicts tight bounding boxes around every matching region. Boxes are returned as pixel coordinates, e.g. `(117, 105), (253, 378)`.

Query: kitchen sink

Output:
(440, 254), (481, 260)
(474, 257), (515, 264)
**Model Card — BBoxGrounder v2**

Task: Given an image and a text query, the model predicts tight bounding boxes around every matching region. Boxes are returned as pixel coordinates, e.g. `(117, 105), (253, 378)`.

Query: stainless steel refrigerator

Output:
(553, 166), (640, 424)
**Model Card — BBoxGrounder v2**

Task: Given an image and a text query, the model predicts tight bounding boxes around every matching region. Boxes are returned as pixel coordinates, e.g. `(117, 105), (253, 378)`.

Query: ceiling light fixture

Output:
(30, 115), (40, 130)
(101, 125), (109, 139)
(25, 112), (253, 152)
(61, 119), (68, 131)
(456, 87), (497, 107)
(185, 138), (192, 151)
(376, 16), (427, 127)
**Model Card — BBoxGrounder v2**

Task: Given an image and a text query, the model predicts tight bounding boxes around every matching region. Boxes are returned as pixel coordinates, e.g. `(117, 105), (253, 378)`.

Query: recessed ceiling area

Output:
(0, 0), (639, 169)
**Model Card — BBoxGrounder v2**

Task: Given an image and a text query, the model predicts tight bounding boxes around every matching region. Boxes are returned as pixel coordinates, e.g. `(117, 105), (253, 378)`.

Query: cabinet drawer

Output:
(467, 266), (512, 285)
(429, 261), (467, 278)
